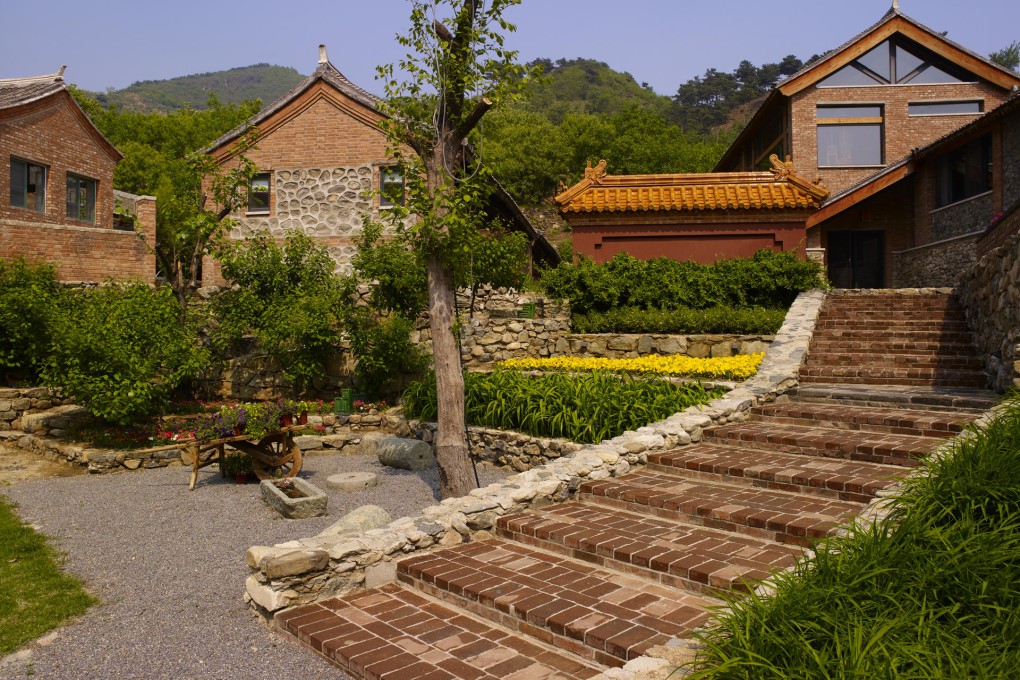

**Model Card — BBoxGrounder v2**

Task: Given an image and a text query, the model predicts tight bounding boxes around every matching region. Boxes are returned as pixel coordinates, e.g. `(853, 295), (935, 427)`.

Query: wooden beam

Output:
(806, 162), (913, 228)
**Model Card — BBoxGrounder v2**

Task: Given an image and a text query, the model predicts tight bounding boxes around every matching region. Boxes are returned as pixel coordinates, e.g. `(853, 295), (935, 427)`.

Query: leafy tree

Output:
(0, 258), (62, 383)
(991, 41), (1020, 71)
(43, 284), (208, 424)
(377, 0), (537, 499)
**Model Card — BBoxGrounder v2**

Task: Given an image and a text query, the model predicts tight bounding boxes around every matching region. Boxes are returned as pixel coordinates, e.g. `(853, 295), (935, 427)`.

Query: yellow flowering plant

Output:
(500, 352), (765, 381)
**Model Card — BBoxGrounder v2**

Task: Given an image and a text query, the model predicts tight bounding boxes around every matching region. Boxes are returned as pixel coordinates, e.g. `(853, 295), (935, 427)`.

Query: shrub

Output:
(43, 284), (208, 424)
(403, 369), (725, 443)
(541, 250), (823, 317)
(688, 395), (1020, 678)
(343, 308), (426, 399)
(572, 306), (787, 335)
(0, 258), (62, 382)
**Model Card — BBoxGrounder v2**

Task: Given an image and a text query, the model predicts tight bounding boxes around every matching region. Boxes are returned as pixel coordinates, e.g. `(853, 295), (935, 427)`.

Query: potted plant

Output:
(243, 401), (282, 440)
(295, 400), (316, 425)
(222, 452), (253, 484)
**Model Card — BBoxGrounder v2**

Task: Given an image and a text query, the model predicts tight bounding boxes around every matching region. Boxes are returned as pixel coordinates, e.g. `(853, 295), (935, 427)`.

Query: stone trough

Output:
(259, 478), (327, 519)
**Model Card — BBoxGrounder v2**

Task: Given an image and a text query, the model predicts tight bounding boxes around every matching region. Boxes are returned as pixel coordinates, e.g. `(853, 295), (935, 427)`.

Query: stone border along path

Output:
(266, 288), (1001, 679)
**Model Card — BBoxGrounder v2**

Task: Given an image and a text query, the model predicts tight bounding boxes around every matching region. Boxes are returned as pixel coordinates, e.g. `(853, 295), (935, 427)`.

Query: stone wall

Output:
(555, 334), (772, 360)
(930, 193), (995, 241)
(957, 228), (1020, 391)
(242, 289), (825, 617)
(890, 231), (981, 288)
(0, 388), (68, 431)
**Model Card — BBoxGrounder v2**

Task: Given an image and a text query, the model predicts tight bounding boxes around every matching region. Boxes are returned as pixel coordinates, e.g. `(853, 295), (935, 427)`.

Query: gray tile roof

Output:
(0, 68), (67, 110)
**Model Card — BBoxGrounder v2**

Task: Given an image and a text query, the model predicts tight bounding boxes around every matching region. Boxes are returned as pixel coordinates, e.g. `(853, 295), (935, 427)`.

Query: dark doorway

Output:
(827, 230), (885, 288)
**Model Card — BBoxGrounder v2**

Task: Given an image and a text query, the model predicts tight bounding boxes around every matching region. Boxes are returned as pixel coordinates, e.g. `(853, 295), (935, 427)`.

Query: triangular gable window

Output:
(818, 38), (972, 87)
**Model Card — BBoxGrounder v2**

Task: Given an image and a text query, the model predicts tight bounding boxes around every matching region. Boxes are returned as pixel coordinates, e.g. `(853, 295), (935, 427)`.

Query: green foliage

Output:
(351, 221), (428, 318)
(0, 498), (96, 656)
(213, 231), (345, 391)
(403, 369), (725, 444)
(461, 227), (530, 291)
(42, 284), (208, 424)
(990, 41), (1020, 71)
(80, 64), (303, 113)
(688, 395), (1020, 679)
(0, 258), (62, 382)
(344, 309), (426, 399)
(573, 306), (787, 335)
(542, 250), (823, 317)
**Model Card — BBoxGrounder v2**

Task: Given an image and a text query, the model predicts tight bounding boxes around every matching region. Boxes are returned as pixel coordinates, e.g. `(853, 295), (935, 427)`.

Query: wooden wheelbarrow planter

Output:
(135, 426), (304, 490)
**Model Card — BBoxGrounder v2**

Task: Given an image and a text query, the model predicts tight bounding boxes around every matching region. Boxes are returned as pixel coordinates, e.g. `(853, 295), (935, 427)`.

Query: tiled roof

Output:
(0, 68), (66, 110)
(556, 157), (829, 215)
(204, 46), (380, 153)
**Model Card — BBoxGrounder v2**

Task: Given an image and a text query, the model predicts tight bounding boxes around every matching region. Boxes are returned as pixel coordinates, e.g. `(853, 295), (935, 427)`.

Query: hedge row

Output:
(572, 305), (787, 335)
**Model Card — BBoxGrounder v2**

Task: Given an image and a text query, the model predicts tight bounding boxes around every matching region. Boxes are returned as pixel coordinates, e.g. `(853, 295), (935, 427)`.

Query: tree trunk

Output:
(427, 253), (476, 499)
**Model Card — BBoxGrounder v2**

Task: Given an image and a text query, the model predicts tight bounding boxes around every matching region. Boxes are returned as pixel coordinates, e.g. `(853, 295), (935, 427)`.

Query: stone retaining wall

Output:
(0, 388), (68, 431)
(890, 231), (981, 288)
(242, 289), (826, 618)
(958, 227), (1020, 391)
(555, 334), (772, 360)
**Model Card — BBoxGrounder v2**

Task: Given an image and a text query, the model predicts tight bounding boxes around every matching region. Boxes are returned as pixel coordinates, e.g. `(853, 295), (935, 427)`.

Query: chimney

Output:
(318, 44), (328, 65)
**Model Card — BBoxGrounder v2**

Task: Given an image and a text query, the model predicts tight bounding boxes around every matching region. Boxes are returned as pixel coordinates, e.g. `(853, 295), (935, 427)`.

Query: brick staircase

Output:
(275, 290), (996, 679)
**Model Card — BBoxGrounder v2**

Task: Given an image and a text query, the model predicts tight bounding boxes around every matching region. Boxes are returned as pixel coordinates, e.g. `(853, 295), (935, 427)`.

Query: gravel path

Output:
(0, 450), (511, 679)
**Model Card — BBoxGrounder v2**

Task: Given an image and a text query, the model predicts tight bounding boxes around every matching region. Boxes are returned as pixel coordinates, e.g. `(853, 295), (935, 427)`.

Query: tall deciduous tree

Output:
(377, 0), (536, 499)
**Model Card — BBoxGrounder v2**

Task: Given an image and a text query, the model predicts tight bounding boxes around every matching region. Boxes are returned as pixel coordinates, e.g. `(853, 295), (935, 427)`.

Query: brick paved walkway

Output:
(277, 290), (998, 679)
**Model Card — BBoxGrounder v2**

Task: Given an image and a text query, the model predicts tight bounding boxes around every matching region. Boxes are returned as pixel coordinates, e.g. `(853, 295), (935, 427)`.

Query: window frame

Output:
(379, 166), (405, 209)
(65, 172), (97, 224)
(816, 104), (885, 168)
(9, 157), (47, 212)
(247, 172), (271, 214)
(908, 100), (984, 117)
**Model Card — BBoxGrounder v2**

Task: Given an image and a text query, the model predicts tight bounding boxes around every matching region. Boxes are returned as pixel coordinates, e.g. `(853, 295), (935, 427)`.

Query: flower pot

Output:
(234, 425), (244, 436)
(234, 472), (249, 484)
(297, 411), (308, 425)
(280, 414), (294, 428)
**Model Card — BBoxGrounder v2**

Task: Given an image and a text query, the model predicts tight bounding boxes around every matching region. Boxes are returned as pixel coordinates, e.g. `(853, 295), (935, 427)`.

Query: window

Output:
(817, 105), (884, 167)
(936, 134), (992, 207)
(10, 158), (46, 212)
(909, 101), (983, 116)
(379, 167), (404, 208)
(248, 172), (271, 213)
(818, 38), (971, 88)
(66, 173), (96, 223)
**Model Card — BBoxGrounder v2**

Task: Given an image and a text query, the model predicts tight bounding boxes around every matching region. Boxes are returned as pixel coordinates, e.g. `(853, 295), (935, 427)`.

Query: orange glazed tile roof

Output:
(556, 156), (829, 214)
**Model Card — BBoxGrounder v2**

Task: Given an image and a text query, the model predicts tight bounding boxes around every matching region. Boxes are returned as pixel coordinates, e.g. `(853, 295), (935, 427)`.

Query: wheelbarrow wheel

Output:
(248, 433), (303, 481)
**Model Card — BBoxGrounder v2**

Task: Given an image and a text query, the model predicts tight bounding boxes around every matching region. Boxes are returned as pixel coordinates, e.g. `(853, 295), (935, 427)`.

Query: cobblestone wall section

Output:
(890, 232), (981, 288)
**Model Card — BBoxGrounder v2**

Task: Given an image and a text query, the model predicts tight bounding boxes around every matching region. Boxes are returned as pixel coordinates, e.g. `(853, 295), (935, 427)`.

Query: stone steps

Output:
(579, 471), (865, 546)
(806, 341), (980, 355)
(274, 584), (604, 679)
(798, 365), (986, 388)
(809, 329), (974, 342)
(647, 443), (909, 503)
(396, 539), (719, 667)
(802, 353), (984, 370)
(496, 503), (802, 595)
(702, 421), (944, 467)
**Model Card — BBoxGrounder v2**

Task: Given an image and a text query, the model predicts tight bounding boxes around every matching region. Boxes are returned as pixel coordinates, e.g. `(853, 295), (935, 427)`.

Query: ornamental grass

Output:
(686, 394), (1020, 679)
(402, 369), (726, 444)
(500, 352), (765, 381)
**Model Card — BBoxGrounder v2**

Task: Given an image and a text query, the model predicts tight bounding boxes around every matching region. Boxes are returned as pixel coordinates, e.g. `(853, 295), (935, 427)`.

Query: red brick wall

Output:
(790, 81), (1007, 194)
(0, 91), (153, 281)
(567, 211), (809, 264)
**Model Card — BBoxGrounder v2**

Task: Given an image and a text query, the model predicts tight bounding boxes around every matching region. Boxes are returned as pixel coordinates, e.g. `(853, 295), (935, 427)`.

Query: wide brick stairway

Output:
(276, 290), (997, 679)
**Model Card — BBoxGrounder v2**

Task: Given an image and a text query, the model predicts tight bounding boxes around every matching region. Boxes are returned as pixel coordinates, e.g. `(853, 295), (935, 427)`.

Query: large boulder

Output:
(361, 433), (435, 471)
(319, 505), (392, 538)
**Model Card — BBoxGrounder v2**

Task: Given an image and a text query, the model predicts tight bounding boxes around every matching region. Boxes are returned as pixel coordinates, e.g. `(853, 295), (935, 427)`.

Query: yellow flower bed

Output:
(500, 352), (765, 381)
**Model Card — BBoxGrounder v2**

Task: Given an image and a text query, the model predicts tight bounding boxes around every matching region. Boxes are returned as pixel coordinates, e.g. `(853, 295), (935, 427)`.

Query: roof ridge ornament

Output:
(584, 159), (608, 184)
(769, 154), (795, 179)
(318, 44), (329, 65)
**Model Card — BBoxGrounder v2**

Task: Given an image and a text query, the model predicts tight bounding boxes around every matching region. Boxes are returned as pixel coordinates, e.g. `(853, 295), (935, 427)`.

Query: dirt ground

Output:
(0, 441), (85, 485)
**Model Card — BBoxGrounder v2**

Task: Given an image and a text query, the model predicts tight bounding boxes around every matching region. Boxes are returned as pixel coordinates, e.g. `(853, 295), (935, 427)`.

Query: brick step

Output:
(816, 307), (962, 317)
(397, 540), (720, 667)
(647, 443), (907, 503)
(814, 321), (971, 332)
(809, 329), (974, 342)
(801, 354), (984, 370)
(579, 471), (864, 546)
(806, 341), (979, 355)
(798, 366), (986, 388)
(496, 503), (802, 595)
(790, 385), (999, 411)
(275, 583), (604, 679)
(702, 421), (944, 467)
(750, 402), (977, 438)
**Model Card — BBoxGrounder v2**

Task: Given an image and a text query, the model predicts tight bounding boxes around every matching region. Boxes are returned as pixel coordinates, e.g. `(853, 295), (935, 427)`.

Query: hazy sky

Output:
(2, 1), (1017, 97)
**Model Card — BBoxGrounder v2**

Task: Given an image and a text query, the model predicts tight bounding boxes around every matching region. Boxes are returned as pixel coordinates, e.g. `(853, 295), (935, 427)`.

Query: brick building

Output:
(203, 46), (556, 283)
(558, 4), (1020, 287)
(0, 68), (156, 282)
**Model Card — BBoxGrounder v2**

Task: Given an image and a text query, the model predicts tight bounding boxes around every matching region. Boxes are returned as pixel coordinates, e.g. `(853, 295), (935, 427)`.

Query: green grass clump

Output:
(687, 395), (1020, 679)
(403, 369), (725, 444)
(0, 498), (96, 655)
(572, 306), (787, 335)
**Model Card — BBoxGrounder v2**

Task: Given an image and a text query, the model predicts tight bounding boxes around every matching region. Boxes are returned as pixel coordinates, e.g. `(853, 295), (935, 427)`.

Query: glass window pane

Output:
(894, 45), (925, 81)
(818, 124), (883, 166)
(66, 175), (79, 219)
(28, 165), (45, 211)
(248, 173), (270, 211)
(909, 64), (966, 84)
(909, 101), (982, 115)
(10, 159), (26, 208)
(818, 64), (883, 87)
(817, 105), (882, 119)
(856, 41), (891, 81)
